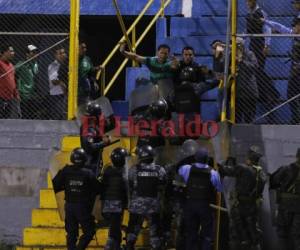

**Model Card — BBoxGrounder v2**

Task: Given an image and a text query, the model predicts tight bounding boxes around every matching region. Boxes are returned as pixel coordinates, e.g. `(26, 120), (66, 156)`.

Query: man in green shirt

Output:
(15, 45), (39, 119)
(120, 42), (178, 101)
(78, 42), (101, 106)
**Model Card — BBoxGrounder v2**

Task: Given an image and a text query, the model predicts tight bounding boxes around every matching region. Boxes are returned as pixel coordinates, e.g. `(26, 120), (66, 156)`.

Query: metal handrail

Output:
(95, 0), (155, 81)
(102, 0), (172, 95)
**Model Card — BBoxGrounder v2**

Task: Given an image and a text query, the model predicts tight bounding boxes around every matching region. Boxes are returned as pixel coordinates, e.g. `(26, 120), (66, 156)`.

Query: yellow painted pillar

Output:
(67, 0), (80, 120)
(230, 0), (237, 123)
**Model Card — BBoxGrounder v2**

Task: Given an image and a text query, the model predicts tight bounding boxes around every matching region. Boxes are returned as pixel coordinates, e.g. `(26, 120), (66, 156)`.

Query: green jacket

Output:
(16, 61), (38, 100)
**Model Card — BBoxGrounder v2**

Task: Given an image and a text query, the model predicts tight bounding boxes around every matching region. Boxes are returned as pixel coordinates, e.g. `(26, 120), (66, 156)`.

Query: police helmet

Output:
(70, 147), (87, 166)
(149, 99), (168, 119)
(110, 147), (128, 168)
(136, 145), (154, 164)
(86, 101), (102, 116)
(247, 145), (262, 165)
(195, 148), (209, 164)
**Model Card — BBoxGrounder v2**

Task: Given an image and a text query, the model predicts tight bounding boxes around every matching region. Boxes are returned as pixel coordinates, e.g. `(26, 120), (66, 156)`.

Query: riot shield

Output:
(156, 79), (174, 102)
(129, 83), (159, 115)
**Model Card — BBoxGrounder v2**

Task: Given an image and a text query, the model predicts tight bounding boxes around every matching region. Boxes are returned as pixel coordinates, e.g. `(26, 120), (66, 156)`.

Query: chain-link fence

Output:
(232, 0), (300, 124)
(0, 4), (71, 120)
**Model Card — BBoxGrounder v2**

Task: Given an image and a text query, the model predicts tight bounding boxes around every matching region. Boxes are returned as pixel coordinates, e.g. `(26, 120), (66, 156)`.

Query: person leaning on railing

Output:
(78, 41), (102, 106)
(0, 44), (20, 119)
(119, 41), (178, 105)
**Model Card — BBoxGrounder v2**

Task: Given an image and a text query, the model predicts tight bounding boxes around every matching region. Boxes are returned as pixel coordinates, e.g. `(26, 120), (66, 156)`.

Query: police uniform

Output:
(80, 102), (110, 176)
(126, 145), (166, 250)
(179, 148), (222, 250)
(219, 147), (266, 250)
(101, 148), (128, 250)
(174, 61), (219, 113)
(270, 148), (300, 250)
(52, 148), (101, 250)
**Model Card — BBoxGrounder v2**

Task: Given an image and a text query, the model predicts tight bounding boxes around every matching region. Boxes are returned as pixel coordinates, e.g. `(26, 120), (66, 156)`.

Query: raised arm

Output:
(119, 42), (146, 64)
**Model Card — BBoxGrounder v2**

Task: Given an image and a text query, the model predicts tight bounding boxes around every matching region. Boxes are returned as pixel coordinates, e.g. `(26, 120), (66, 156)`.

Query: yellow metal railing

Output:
(96, 0), (171, 96)
(230, 0), (237, 123)
(67, 0), (80, 120)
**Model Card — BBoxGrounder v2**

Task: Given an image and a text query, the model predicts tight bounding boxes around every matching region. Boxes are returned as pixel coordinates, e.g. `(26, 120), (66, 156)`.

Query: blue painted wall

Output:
(0, 0), (182, 15)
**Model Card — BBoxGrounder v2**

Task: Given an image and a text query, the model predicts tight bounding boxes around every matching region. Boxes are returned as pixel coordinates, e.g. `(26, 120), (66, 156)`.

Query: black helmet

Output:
(136, 145), (154, 164)
(86, 101), (102, 116)
(149, 99), (168, 119)
(70, 147), (87, 166)
(247, 145), (262, 165)
(110, 147), (128, 168)
(195, 147), (209, 164)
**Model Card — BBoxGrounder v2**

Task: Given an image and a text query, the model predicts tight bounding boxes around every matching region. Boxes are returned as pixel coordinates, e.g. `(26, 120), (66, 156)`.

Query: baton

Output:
(210, 203), (228, 213)
(104, 139), (121, 148)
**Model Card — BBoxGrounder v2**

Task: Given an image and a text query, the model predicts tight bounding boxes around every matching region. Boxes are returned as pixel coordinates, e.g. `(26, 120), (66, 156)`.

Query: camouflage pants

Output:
(276, 209), (300, 250)
(126, 213), (161, 250)
(229, 203), (262, 250)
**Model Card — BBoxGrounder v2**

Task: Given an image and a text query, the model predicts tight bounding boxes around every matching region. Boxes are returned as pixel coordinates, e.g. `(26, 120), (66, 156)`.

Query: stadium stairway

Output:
(16, 136), (151, 250)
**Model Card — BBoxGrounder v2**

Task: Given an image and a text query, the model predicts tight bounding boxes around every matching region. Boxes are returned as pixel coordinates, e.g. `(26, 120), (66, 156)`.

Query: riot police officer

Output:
(101, 147), (128, 250)
(178, 147), (222, 250)
(218, 146), (267, 250)
(270, 148), (300, 250)
(173, 46), (219, 113)
(52, 148), (101, 250)
(80, 101), (111, 176)
(126, 145), (166, 250)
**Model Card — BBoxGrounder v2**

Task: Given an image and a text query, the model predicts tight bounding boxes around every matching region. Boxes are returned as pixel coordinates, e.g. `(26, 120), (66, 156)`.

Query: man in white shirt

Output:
(48, 47), (67, 120)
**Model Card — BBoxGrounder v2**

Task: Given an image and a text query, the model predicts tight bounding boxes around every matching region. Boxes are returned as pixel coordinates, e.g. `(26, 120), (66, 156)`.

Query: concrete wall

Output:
(229, 125), (300, 250)
(0, 120), (78, 244)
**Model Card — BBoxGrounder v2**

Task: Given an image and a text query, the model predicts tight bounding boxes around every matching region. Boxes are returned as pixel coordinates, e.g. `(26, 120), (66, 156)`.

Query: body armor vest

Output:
(136, 165), (159, 198)
(104, 167), (125, 200)
(235, 165), (265, 200)
(186, 166), (215, 200)
(65, 167), (91, 203)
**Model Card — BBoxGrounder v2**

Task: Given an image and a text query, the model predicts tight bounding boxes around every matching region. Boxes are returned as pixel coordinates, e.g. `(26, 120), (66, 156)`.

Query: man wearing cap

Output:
(218, 146), (267, 250)
(270, 148), (300, 250)
(0, 44), (20, 119)
(15, 45), (39, 119)
(178, 147), (222, 250)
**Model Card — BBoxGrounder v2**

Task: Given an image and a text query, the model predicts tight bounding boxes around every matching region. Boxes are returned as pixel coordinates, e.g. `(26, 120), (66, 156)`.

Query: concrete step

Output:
(40, 189), (57, 209)
(47, 172), (53, 189)
(32, 208), (130, 228)
(32, 209), (63, 227)
(23, 227), (149, 246)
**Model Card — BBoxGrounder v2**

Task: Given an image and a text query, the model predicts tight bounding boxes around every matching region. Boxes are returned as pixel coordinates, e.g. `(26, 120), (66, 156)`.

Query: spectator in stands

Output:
(262, 18), (300, 124)
(119, 42), (177, 101)
(246, 0), (272, 109)
(235, 38), (259, 123)
(0, 44), (20, 119)
(211, 40), (226, 79)
(246, 0), (271, 69)
(15, 45), (39, 119)
(48, 47), (67, 120)
(78, 42), (101, 106)
(292, 0), (300, 27)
